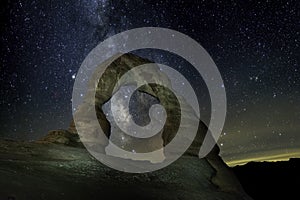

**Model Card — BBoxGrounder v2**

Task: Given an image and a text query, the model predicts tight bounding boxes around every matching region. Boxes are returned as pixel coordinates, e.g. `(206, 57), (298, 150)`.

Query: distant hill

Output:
(232, 158), (299, 200)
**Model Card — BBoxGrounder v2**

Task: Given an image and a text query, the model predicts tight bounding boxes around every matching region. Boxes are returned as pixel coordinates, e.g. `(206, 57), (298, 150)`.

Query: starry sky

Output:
(0, 0), (299, 165)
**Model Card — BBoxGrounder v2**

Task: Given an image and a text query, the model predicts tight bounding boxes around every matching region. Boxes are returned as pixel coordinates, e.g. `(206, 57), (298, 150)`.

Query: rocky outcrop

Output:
(36, 130), (83, 148)
(30, 53), (252, 199)
(69, 53), (205, 155)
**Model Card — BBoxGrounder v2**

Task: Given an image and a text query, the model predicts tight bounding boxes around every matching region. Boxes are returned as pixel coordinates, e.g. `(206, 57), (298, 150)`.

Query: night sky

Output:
(0, 0), (299, 165)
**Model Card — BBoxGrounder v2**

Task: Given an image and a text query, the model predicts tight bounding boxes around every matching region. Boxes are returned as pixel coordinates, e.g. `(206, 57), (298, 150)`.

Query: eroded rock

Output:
(32, 53), (252, 199)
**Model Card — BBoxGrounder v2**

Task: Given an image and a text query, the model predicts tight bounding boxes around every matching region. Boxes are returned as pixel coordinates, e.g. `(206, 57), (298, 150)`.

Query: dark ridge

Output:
(232, 158), (300, 200)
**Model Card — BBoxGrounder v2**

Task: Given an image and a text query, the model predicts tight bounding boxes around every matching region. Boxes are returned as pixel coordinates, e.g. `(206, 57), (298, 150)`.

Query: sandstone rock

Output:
(32, 53), (252, 199)
(0, 140), (252, 200)
(70, 53), (202, 156)
(37, 129), (83, 148)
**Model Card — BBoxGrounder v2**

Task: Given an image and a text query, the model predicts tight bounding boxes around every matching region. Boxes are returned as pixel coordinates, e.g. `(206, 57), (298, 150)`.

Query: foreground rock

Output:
(0, 139), (251, 200)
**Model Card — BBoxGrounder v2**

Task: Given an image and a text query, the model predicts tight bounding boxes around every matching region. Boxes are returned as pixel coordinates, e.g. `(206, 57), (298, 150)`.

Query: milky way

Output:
(0, 0), (299, 164)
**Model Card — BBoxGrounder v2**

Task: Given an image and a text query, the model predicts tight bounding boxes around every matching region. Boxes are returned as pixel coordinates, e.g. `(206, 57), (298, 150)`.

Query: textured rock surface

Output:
(0, 140), (251, 200)
(37, 129), (83, 148)
(70, 53), (205, 155)
(0, 53), (252, 199)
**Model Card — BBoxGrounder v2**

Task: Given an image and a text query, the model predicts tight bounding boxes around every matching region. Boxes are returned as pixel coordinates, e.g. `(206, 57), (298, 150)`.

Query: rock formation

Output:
(0, 53), (252, 200)
(69, 53), (205, 156)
